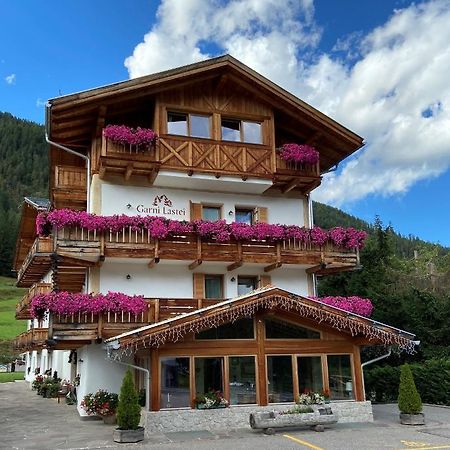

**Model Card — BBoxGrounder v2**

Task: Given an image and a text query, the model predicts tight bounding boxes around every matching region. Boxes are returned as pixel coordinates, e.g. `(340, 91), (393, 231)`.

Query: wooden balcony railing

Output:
(16, 282), (52, 320)
(53, 165), (87, 210)
(54, 226), (358, 273)
(17, 237), (53, 288)
(50, 298), (221, 346)
(98, 135), (321, 193)
(13, 328), (48, 352)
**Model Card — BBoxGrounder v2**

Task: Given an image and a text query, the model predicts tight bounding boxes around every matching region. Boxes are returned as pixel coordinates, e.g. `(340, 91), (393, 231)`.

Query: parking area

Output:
(1, 381), (449, 450)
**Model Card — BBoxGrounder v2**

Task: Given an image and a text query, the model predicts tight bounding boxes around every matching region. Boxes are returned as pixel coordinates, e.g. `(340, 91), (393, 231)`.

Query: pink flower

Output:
(314, 296), (374, 317)
(103, 125), (158, 146)
(280, 144), (319, 165)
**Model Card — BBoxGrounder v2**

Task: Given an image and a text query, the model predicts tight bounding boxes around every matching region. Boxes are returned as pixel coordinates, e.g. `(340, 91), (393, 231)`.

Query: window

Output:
(267, 355), (294, 403)
(202, 206), (221, 221)
(327, 355), (354, 400)
(229, 356), (257, 404)
(235, 208), (254, 225)
(204, 275), (223, 299)
(195, 357), (224, 396)
(237, 276), (258, 295)
(221, 118), (262, 144)
(297, 356), (323, 394)
(160, 357), (190, 408)
(265, 318), (321, 339)
(196, 318), (254, 339)
(167, 112), (211, 138)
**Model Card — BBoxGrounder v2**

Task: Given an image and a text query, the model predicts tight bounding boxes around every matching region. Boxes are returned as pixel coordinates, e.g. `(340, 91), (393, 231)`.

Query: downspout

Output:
(307, 193), (318, 297)
(105, 342), (150, 412)
(360, 347), (392, 400)
(45, 102), (91, 293)
(45, 103), (91, 213)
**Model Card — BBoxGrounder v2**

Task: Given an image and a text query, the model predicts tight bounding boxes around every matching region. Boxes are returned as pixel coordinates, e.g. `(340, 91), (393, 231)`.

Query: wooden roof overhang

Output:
(47, 55), (364, 173)
(106, 286), (416, 355)
(13, 197), (50, 272)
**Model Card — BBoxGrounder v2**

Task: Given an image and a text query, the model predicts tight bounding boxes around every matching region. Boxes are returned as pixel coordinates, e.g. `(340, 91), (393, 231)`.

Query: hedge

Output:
(364, 359), (450, 405)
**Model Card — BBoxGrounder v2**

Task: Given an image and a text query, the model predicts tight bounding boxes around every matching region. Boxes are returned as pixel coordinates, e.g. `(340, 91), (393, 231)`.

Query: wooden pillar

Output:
(150, 349), (160, 411)
(255, 314), (268, 406)
(292, 355), (299, 402)
(352, 346), (364, 401)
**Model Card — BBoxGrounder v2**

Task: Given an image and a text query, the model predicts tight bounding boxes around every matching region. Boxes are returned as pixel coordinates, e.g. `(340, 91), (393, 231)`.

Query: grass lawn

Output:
(0, 276), (26, 340)
(0, 372), (25, 383)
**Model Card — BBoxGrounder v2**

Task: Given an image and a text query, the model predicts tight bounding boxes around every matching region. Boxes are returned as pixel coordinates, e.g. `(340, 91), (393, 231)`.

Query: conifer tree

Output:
(398, 364), (422, 414)
(117, 369), (141, 430)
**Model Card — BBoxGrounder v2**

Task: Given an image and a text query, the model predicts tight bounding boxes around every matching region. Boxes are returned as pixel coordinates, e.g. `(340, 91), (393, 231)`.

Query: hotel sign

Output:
(136, 194), (187, 219)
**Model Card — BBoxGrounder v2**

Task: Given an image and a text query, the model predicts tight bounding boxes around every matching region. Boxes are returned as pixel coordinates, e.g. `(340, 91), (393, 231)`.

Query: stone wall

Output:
(145, 401), (373, 433)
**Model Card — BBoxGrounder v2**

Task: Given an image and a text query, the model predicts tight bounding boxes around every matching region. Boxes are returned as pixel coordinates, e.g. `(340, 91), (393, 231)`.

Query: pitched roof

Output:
(24, 197), (50, 211)
(106, 286), (416, 354)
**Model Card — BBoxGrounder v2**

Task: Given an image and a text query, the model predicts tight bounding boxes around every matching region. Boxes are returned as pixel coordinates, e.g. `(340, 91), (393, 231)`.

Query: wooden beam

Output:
(227, 261), (243, 272)
(125, 163), (134, 181)
(148, 257), (160, 268)
(95, 105), (107, 137)
(264, 262), (282, 272)
(188, 259), (202, 270)
(282, 178), (301, 194)
(306, 263), (327, 274)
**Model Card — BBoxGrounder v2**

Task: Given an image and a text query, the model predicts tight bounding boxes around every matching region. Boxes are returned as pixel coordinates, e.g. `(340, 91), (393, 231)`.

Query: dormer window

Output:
(221, 118), (262, 144)
(167, 112), (211, 139)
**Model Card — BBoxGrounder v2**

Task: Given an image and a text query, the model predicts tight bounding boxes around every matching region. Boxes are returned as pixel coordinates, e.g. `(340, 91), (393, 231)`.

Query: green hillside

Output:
(0, 276), (26, 340)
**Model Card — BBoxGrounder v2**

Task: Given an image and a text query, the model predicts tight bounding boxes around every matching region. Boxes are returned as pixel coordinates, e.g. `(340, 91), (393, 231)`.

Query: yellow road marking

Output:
(283, 434), (325, 450)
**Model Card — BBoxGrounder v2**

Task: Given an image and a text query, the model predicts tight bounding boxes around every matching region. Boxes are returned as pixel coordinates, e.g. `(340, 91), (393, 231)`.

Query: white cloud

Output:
(125, 0), (450, 206)
(36, 98), (47, 108)
(5, 73), (15, 85)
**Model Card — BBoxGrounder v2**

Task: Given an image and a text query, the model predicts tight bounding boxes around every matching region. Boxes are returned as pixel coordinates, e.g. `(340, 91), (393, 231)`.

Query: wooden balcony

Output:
(13, 328), (48, 352)
(16, 282), (52, 320)
(17, 237), (53, 288)
(49, 298), (220, 348)
(53, 226), (359, 274)
(98, 135), (321, 194)
(52, 165), (87, 209)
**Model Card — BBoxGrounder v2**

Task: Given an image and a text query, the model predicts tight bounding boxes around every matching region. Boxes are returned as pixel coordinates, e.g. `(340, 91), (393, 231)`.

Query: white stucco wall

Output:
(76, 343), (132, 415)
(101, 183), (304, 226)
(99, 261), (309, 298)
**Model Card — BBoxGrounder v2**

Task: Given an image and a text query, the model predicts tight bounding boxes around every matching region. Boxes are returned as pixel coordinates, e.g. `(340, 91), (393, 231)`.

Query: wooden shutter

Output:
(260, 275), (271, 287)
(190, 201), (203, 221)
(193, 273), (205, 298)
(255, 206), (268, 223)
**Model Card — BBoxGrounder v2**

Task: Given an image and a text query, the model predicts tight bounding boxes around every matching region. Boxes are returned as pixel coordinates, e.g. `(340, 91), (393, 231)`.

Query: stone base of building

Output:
(145, 401), (373, 433)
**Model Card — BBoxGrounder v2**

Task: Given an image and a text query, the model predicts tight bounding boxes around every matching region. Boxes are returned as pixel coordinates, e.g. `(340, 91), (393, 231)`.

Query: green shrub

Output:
(364, 359), (450, 406)
(117, 370), (141, 430)
(398, 364), (422, 414)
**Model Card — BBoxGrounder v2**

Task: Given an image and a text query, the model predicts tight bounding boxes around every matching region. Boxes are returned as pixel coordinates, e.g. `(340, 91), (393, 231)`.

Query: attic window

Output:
(221, 118), (262, 144)
(167, 112), (210, 138)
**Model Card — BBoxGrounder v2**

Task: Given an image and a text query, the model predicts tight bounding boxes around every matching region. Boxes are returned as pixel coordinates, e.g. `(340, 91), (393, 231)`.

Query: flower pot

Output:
(400, 413), (425, 425)
(101, 414), (117, 425)
(113, 427), (145, 443)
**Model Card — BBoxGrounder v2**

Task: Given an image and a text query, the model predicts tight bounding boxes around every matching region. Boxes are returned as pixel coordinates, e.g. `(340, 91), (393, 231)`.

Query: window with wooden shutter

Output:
(190, 202), (203, 221)
(193, 273), (205, 298)
(255, 206), (268, 223)
(260, 275), (271, 287)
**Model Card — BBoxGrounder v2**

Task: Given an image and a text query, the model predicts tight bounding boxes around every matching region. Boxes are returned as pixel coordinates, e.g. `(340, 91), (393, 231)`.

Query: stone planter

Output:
(400, 413), (425, 425)
(196, 403), (227, 410)
(250, 408), (338, 434)
(113, 427), (145, 443)
(101, 414), (117, 425)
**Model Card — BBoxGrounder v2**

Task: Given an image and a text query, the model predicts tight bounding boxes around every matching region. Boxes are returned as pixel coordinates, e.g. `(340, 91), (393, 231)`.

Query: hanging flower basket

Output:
(279, 143), (319, 166)
(103, 125), (158, 151)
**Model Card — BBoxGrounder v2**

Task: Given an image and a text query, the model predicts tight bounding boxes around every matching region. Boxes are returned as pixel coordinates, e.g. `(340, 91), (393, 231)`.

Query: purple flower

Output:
(280, 144), (319, 165)
(103, 125), (158, 146)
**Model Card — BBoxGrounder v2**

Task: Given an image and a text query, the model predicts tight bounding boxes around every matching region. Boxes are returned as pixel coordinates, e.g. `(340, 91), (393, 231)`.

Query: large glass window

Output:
(235, 208), (254, 225)
(195, 357), (224, 396)
(196, 318), (254, 340)
(160, 357), (190, 409)
(297, 356), (323, 395)
(167, 112), (188, 136)
(229, 356), (257, 404)
(204, 275), (223, 299)
(327, 355), (354, 400)
(221, 118), (262, 144)
(190, 115), (210, 138)
(267, 355), (294, 403)
(265, 318), (321, 339)
(167, 112), (211, 138)
(202, 206), (221, 221)
(237, 276), (258, 295)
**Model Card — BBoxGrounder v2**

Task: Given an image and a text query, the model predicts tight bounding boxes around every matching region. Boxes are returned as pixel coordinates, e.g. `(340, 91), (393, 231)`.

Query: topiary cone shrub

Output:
(398, 364), (423, 414)
(117, 369), (141, 430)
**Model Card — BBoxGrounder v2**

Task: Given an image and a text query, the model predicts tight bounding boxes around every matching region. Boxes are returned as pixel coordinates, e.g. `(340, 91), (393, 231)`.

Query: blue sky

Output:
(1, 0), (449, 246)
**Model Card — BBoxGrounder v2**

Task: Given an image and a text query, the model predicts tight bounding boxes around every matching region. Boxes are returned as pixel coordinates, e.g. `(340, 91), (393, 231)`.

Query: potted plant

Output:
(113, 370), (144, 443)
(194, 390), (228, 409)
(81, 390), (119, 424)
(398, 364), (424, 425)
